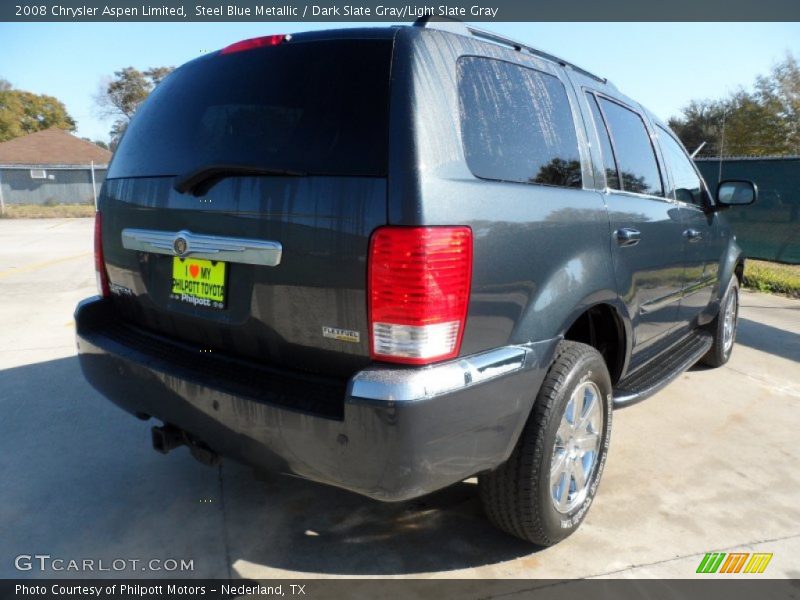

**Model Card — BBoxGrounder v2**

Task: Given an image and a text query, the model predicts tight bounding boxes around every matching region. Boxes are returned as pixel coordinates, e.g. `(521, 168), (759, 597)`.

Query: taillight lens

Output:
(220, 34), (289, 55)
(368, 226), (473, 365)
(94, 211), (110, 298)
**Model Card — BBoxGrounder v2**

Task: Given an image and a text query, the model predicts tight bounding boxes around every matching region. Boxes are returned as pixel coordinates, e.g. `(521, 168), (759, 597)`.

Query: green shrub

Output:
(743, 260), (800, 299)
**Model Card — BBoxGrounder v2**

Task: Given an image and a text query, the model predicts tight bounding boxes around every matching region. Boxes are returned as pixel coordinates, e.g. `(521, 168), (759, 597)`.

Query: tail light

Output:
(368, 226), (473, 365)
(220, 34), (290, 55)
(94, 211), (110, 298)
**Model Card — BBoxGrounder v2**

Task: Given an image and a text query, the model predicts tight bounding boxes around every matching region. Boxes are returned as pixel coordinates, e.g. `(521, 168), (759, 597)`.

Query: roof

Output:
(0, 128), (112, 165)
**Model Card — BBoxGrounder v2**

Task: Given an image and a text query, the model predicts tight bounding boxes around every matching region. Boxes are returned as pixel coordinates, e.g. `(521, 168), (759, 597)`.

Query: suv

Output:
(76, 21), (756, 545)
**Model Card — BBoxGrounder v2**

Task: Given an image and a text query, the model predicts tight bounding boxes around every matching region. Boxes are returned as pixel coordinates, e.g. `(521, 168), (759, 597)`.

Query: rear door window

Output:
(597, 97), (664, 197)
(457, 57), (582, 188)
(108, 39), (393, 179)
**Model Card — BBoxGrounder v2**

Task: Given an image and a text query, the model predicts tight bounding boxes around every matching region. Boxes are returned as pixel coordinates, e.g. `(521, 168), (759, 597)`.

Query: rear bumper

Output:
(75, 296), (558, 501)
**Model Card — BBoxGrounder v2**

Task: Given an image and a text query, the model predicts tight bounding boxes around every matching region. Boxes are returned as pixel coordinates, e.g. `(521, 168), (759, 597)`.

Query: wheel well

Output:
(563, 304), (625, 384)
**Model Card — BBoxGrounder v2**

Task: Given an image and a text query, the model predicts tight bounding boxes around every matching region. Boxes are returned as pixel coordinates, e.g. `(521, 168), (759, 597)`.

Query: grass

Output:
(0, 203), (96, 218)
(743, 260), (800, 299)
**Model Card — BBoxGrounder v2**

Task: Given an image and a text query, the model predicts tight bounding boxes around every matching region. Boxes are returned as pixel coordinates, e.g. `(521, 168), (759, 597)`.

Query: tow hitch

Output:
(151, 424), (221, 467)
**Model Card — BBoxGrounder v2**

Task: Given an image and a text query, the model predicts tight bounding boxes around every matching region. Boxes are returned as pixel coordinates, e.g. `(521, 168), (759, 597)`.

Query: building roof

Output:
(0, 128), (112, 166)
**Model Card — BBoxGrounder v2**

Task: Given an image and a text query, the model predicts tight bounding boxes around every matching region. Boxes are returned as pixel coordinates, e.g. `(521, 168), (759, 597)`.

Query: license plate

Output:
(171, 257), (226, 309)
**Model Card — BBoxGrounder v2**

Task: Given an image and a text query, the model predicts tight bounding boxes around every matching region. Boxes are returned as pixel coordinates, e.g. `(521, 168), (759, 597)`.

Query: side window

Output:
(585, 92), (620, 190)
(657, 126), (704, 206)
(458, 57), (582, 189)
(598, 97), (664, 197)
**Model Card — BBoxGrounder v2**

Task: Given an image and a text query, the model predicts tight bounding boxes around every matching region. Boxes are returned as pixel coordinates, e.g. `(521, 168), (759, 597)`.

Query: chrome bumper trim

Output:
(349, 345), (533, 402)
(121, 228), (282, 267)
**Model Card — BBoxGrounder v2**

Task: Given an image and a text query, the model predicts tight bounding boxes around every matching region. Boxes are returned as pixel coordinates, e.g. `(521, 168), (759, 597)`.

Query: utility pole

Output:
(717, 111), (727, 183)
(90, 161), (97, 209)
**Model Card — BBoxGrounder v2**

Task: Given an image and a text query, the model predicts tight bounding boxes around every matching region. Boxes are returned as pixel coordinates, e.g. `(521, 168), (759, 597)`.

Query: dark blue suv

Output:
(75, 20), (756, 544)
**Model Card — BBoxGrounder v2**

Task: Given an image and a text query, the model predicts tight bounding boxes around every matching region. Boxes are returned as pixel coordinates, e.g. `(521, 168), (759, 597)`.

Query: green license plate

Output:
(171, 257), (226, 309)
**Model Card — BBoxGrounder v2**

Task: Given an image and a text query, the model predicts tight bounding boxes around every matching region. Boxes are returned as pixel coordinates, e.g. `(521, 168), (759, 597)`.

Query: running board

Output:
(613, 330), (713, 407)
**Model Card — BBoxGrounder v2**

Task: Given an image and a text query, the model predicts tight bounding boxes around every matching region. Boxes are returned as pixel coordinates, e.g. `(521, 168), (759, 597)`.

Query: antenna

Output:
(412, 15), (471, 37)
(690, 141), (707, 159)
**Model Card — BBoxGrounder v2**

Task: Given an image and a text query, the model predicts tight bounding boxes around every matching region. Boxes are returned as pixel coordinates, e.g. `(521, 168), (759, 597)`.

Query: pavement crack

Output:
(585, 531), (800, 578)
(724, 365), (800, 399)
(218, 463), (234, 581)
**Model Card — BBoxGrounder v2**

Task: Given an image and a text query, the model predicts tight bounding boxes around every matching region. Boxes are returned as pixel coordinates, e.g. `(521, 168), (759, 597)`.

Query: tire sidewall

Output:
(711, 277), (739, 367)
(537, 351), (613, 541)
(720, 279), (740, 363)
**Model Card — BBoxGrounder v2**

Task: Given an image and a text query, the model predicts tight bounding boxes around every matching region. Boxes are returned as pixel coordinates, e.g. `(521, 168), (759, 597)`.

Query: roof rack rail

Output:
(413, 17), (608, 85)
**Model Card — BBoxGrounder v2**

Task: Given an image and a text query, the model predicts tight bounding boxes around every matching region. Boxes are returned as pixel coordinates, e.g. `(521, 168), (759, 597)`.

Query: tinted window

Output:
(108, 40), (393, 179)
(598, 98), (663, 197)
(458, 57), (581, 188)
(586, 92), (620, 190)
(658, 126), (704, 206)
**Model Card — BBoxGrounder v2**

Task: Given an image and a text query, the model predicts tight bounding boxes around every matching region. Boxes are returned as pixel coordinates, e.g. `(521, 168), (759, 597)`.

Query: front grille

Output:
(87, 320), (346, 420)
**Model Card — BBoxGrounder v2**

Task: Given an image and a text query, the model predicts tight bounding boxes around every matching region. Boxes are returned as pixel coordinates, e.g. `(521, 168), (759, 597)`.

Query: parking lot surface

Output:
(1, 218), (798, 579)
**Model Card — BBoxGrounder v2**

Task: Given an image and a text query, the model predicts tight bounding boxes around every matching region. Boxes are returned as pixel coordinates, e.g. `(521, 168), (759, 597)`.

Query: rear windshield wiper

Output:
(174, 164), (306, 196)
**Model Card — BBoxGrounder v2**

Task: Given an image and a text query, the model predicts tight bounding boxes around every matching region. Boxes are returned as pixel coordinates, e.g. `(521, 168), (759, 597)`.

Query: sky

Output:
(0, 21), (798, 142)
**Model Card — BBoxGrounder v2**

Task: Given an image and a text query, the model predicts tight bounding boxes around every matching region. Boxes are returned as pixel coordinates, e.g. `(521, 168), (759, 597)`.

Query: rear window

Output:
(457, 57), (581, 188)
(108, 39), (393, 179)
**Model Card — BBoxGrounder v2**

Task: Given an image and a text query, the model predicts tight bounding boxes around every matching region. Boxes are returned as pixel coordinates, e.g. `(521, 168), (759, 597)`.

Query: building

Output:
(0, 128), (112, 208)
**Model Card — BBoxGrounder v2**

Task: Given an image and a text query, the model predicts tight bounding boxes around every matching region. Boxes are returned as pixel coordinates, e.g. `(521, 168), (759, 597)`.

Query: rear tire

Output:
(479, 341), (613, 545)
(701, 278), (740, 368)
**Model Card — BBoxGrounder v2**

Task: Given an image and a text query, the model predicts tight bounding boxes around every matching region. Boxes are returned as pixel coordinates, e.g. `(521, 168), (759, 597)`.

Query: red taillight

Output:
(220, 34), (289, 55)
(94, 211), (110, 298)
(368, 226), (473, 365)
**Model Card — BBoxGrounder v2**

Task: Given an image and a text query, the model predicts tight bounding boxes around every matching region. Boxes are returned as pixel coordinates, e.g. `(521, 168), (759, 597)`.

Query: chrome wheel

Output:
(722, 288), (738, 353)
(550, 381), (603, 514)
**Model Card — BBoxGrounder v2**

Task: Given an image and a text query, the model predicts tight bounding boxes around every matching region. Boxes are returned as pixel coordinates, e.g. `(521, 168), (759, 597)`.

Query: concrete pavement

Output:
(0, 218), (798, 579)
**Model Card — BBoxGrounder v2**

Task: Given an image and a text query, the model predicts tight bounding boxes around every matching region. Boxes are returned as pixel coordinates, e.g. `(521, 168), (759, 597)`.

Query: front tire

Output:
(479, 341), (613, 545)
(701, 277), (740, 368)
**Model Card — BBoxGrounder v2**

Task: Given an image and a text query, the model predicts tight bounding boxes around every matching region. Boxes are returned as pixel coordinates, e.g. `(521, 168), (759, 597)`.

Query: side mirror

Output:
(716, 179), (757, 208)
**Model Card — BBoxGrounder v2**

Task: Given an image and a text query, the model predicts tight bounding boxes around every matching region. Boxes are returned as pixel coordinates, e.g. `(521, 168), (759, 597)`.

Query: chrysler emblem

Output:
(173, 236), (188, 256)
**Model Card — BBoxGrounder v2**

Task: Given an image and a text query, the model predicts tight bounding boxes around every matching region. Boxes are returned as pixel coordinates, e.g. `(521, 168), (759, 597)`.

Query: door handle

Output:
(683, 228), (703, 242)
(615, 228), (641, 247)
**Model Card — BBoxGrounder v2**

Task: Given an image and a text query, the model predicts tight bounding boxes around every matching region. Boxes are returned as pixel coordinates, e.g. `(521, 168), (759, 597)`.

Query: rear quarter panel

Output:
(388, 28), (620, 355)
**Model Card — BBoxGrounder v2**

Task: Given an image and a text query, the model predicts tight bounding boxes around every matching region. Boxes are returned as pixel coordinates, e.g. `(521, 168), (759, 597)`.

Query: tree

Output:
(95, 66), (173, 148)
(669, 53), (800, 157)
(754, 53), (800, 152)
(0, 80), (77, 142)
(82, 136), (109, 150)
(722, 90), (791, 156)
(668, 100), (727, 157)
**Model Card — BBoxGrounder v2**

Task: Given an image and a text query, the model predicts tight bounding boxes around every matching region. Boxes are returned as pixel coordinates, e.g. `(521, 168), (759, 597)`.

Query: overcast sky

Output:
(1, 21), (798, 142)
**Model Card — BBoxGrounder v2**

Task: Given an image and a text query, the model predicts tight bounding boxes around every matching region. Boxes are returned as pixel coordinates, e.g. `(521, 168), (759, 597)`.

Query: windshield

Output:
(108, 38), (393, 179)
